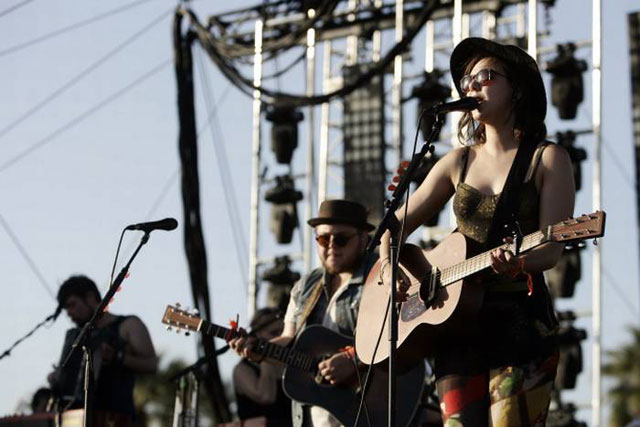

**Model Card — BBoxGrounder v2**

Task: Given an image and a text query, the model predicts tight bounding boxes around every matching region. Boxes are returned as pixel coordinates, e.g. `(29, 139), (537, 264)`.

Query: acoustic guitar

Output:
(356, 211), (606, 366)
(162, 305), (425, 427)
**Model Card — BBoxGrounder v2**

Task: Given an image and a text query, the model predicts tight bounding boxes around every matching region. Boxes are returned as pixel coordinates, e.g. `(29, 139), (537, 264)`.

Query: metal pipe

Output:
(591, 0), (602, 424)
(392, 0), (405, 166)
(318, 41), (332, 205)
(527, 0), (537, 58)
(304, 17), (317, 275)
(248, 19), (264, 320)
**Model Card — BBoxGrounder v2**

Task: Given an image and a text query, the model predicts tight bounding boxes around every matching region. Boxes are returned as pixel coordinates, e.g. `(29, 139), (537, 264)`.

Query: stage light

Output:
(262, 256), (301, 286)
(411, 70), (450, 142)
(265, 175), (303, 244)
(265, 104), (304, 165)
(555, 323), (587, 390)
(410, 152), (442, 226)
(555, 131), (587, 191)
(546, 244), (584, 299)
(546, 43), (588, 120)
(262, 256), (301, 310)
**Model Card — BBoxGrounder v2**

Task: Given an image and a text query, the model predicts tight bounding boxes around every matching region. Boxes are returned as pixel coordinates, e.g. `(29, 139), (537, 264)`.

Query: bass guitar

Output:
(356, 211), (606, 365)
(162, 305), (425, 427)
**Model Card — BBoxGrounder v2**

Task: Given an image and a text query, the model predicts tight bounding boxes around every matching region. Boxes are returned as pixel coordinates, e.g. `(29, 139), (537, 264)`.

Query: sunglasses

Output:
(315, 232), (358, 248)
(460, 68), (506, 93)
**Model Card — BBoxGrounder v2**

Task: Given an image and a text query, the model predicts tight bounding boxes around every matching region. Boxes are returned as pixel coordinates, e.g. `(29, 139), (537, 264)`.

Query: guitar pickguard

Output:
(400, 294), (427, 322)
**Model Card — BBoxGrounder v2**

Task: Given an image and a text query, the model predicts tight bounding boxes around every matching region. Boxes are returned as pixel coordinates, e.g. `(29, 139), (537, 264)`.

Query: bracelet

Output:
(506, 257), (526, 278)
(340, 345), (356, 360)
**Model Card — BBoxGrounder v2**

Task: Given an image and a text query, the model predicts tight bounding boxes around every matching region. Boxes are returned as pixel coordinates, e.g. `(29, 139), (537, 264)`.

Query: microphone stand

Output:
(366, 113), (444, 427)
(61, 232), (151, 427)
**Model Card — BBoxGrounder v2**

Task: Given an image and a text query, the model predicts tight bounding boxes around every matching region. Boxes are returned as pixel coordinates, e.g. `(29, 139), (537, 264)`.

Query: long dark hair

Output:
(457, 55), (547, 146)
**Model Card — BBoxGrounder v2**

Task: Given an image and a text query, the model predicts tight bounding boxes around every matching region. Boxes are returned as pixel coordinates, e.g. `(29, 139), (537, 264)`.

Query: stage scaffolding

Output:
(186, 0), (603, 423)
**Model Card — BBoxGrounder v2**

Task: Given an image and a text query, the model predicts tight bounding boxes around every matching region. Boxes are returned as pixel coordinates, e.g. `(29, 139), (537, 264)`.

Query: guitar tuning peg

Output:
(593, 238), (598, 246)
(388, 184), (396, 191)
(192, 308), (200, 315)
(175, 302), (181, 308)
(185, 331), (191, 336)
(166, 325), (172, 331)
(175, 328), (181, 334)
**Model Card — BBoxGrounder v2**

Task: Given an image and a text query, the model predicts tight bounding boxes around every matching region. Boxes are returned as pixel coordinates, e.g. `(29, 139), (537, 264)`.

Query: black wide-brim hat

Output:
(450, 37), (547, 123)
(307, 199), (375, 231)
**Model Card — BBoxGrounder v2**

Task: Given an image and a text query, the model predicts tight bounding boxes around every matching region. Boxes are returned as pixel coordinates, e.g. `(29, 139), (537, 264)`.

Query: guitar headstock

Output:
(162, 304), (202, 334)
(549, 211), (606, 243)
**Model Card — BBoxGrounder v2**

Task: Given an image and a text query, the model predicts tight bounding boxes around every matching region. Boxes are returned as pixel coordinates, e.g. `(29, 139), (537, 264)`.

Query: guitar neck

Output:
(439, 229), (548, 286)
(200, 321), (317, 373)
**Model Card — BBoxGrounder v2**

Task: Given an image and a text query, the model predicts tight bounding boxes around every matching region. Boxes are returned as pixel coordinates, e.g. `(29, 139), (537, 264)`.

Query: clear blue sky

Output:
(0, 0), (638, 425)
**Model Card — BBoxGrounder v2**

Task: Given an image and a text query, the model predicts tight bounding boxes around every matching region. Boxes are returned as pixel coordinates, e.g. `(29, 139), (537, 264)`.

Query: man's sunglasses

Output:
(315, 232), (358, 248)
(460, 68), (506, 93)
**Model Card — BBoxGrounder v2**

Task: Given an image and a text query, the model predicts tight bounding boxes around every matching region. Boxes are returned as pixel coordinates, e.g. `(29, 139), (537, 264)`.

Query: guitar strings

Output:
(402, 230), (545, 296)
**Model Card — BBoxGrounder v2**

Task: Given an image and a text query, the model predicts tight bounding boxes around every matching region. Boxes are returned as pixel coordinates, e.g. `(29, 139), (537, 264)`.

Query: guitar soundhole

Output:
(400, 294), (427, 322)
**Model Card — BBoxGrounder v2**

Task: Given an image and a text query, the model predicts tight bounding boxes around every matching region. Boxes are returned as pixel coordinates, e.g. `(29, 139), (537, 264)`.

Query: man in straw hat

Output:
(230, 199), (376, 426)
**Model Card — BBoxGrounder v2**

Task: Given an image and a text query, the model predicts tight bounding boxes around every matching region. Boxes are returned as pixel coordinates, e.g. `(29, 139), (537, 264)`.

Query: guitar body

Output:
(283, 325), (425, 427)
(356, 232), (485, 366)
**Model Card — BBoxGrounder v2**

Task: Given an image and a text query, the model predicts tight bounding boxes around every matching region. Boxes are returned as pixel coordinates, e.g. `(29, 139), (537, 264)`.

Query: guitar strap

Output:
(485, 139), (539, 250)
(294, 271), (329, 332)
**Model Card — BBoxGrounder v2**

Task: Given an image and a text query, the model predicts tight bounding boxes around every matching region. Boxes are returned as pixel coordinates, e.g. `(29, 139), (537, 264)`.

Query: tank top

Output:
(433, 142), (559, 376)
(235, 359), (293, 426)
(93, 315), (136, 417)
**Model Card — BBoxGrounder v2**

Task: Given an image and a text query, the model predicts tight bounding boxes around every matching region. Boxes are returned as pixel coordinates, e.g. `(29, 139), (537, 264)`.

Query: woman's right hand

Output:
(379, 259), (412, 302)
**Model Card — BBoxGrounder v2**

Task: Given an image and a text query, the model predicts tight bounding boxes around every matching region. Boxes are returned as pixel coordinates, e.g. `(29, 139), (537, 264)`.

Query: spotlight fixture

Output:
(265, 175), (303, 244)
(546, 43), (588, 120)
(555, 131), (587, 191)
(411, 70), (450, 141)
(265, 104), (304, 164)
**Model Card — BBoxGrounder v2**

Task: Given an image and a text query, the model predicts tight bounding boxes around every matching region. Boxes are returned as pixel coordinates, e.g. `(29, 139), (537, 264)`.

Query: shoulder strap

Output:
(524, 141), (552, 183)
(294, 274), (325, 331)
(458, 146), (471, 185)
(485, 140), (538, 248)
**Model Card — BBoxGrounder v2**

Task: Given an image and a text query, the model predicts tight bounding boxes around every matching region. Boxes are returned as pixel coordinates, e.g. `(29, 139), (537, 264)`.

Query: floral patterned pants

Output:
(435, 352), (559, 426)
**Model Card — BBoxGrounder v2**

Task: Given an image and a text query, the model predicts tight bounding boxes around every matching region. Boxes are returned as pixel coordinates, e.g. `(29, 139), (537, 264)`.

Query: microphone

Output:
(125, 218), (178, 232)
(426, 97), (480, 114)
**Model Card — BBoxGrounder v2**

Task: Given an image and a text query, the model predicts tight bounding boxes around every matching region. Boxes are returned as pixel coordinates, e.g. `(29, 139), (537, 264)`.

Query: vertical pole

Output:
(591, 0), (603, 424)
(304, 17), (317, 275)
(527, 0), (538, 58)
(425, 20), (434, 73)
(318, 40), (331, 205)
(449, 0), (463, 226)
(372, 0), (383, 62)
(392, 0), (404, 166)
(248, 19), (263, 320)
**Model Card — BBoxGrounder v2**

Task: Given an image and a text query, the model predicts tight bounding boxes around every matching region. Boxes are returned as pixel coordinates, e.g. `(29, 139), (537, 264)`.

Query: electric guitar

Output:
(162, 305), (425, 427)
(356, 211), (606, 365)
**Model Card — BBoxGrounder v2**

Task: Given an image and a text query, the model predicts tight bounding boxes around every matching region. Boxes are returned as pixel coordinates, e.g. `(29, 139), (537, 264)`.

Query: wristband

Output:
(340, 345), (356, 360)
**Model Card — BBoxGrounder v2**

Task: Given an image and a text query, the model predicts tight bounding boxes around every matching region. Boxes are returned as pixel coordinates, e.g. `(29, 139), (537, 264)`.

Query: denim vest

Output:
(291, 253), (376, 427)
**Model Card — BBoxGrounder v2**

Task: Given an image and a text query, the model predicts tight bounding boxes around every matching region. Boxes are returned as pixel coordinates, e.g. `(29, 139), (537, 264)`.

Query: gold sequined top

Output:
(453, 180), (540, 245)
(452, 144), (548, 293)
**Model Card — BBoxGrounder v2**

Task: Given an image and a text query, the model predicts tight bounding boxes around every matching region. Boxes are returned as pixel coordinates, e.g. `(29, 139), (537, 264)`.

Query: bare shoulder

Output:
(438, 145), (470, 183)
(540, 142), (572, 168)
(119, 315), (149, 336)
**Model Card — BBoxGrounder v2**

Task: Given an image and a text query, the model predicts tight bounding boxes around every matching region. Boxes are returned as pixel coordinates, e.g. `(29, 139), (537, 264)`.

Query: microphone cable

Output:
(0, 308), (60, 361)
(352, 105), (430, 427)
